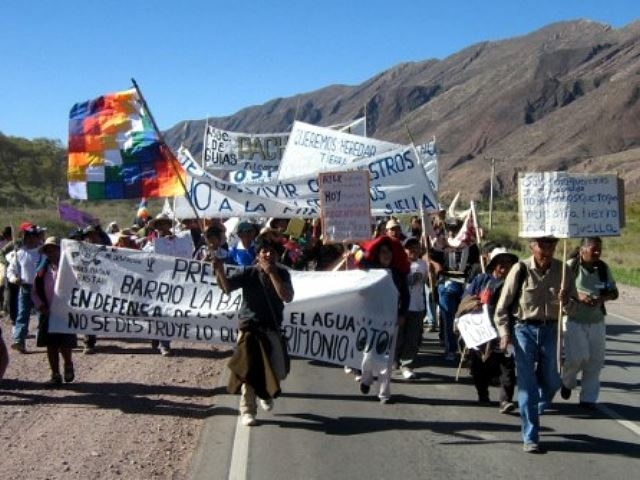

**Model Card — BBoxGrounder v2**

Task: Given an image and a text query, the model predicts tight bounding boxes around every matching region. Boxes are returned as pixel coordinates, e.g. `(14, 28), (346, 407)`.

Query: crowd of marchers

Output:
(0, 206), (618, 453)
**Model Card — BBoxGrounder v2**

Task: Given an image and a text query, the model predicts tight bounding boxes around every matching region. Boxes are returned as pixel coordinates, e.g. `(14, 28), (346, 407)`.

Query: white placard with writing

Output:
(204, 125), (289, 171)
(319, 170), (371, 242)
(456, 307), (498, 349)
(519, 172), (621, 238)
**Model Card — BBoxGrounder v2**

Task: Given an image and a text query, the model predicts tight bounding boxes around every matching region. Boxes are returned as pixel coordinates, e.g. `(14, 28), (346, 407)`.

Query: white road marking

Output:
(597, 403), (640, 438)
(228, 415), (249, 480)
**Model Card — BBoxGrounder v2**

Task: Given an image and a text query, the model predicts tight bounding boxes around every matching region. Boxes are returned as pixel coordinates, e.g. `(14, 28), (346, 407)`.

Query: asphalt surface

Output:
(189, 301), (640, 480)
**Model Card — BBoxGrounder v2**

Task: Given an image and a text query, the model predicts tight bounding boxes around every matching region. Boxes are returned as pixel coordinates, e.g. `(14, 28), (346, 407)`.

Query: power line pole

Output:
(488, 157), (496, 229)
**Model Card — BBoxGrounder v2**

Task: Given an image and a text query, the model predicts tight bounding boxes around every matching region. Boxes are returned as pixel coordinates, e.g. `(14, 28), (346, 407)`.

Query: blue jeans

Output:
(437, 280), (464, 354)
(514, 323), (561, 444)
(11, 284), (33, 345)
(425, 288), (437, 327)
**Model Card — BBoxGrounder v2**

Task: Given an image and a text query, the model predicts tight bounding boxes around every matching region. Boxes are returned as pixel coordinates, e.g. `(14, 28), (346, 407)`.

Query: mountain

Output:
(164, 19), (640, 201)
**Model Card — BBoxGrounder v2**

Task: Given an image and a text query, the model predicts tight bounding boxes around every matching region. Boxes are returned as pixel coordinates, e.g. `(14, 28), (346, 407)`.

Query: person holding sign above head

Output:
(455, 247), (518, 412)
(494, 236), (579, 454)
(214, 234), (294, 427)
(560, 237), (618, 410)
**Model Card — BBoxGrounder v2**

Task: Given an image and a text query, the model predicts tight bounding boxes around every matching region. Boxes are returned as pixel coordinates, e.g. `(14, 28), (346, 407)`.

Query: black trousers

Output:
(468, 347), (515, 402)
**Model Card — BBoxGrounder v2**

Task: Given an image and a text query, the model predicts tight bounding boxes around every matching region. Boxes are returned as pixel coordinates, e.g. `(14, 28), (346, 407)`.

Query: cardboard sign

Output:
(319, 170), (372, 242)
(519, 172), (622, 238)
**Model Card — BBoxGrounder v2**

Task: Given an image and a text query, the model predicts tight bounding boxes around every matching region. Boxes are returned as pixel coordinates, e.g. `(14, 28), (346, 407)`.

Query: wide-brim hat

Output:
(486, 247), (518, 272)
(39, 236), (61, 253)
(148, 213), (174, 230)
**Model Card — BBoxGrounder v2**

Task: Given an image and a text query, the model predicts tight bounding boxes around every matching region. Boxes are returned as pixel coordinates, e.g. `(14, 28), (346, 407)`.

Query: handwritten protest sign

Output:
(456, 306), (497, 349)
(319, 170), (371, 242)
(519, 172), (622, 238)
(49, 240), (398, 369)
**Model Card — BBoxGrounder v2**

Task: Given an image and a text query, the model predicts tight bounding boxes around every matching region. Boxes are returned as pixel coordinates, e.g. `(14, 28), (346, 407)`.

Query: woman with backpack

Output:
(560, 236), (618, 409)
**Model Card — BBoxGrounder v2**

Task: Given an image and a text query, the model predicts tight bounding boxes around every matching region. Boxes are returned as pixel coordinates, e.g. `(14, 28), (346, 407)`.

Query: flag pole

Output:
(130, 78), (201, 224)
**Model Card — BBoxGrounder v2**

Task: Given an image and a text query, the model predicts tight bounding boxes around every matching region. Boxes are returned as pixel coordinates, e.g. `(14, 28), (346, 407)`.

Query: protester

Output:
(144, 213), (194, 356)
(495, 236), (579, 453)
(385, 218), (406, 242)
(193, 224), (227, 262)
(435, 218), (480, 361)
(560, 237), (618, 409)
(0, 326), (8, 380)
(113, 229), (140, 250)
(214, 234), (294, 426)
(226, 221), (257, 266)
(395, 237), (428, 379)
(356, 235), (410, 403)
(106, 221), (120, 244)
(32, 237), (77, 386)
(0, 226), (13, 315)
(6, 222), (43, 353)
(80, 224), (110, 354)
(456, 247), (518, 412)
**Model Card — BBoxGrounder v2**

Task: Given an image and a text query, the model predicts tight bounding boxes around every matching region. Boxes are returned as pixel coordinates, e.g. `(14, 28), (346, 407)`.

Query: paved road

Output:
(189, 302), (640, 480)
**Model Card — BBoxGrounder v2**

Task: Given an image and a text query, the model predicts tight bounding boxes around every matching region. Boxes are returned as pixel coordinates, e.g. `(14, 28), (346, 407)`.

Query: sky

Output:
(1, 0), (639, 144)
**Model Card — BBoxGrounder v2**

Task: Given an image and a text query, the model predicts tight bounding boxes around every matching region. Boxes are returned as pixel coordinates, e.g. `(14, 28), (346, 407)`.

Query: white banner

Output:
(519, 172), (621, 238)
(204, 125), (289, 171)
(49, 240), (398, 368)
(416, 139), (439, 192)
(175, 145), (438, 218)
(277, 121), (401, 180)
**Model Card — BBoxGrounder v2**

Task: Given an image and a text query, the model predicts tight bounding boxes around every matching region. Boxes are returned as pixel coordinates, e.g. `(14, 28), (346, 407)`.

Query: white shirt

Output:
(7, 246), (42, 285)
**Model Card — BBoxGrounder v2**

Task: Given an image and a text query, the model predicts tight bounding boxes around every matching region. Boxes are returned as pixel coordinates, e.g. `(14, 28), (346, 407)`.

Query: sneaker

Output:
(159, 346), (173, 357)
(63, 364), (75, 383)
(360, 383), (371, 394)
(379, 397), (391, 404)
(523, 443), (545, 454)
(83, 346), (96, 355)
(499, 401), (516, 414)
(560, 385), (572, 400)
(47, 373), (63, 387)
(478, 396), (491, 405)
(11, 342), (26, 354)
(401, 367), (416, 380)
(151, 340), (159, 349)
(259, 398), (274, 412)
(344, 365), (353, 375)
(241, 413), (257, 426)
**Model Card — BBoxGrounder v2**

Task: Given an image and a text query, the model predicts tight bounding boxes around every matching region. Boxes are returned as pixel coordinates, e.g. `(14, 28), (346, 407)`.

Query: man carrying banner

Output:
(494, 237), (579, 453)
(213, 234), (294, 427)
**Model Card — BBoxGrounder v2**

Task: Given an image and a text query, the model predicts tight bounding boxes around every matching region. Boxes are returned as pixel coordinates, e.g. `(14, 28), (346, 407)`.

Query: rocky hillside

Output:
(164, 19), (640, 201)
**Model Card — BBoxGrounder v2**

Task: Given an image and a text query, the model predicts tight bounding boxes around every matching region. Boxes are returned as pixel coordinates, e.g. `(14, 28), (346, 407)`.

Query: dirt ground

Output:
(0, 322), (232, 480)
(0, 284), (638, 480)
